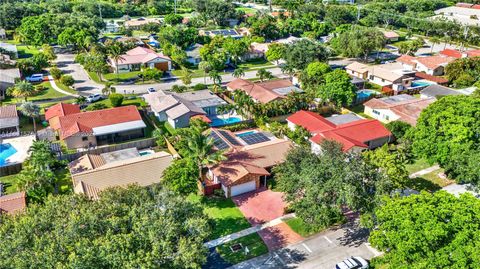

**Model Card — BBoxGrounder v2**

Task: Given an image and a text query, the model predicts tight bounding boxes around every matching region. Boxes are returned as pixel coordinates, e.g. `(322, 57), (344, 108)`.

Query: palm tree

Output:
(11, 81), (35, 101)
(19, 102), (40, 136)
(430, 37), (441, 54)
(107, 42), (125, 79)
(198, 61), (211, 84)
(74, 96), (87, 107)
(102, 82), (116, 96)
(183, 128), (226, 181)
(257, 68), (273, 82)
(209, 70), (222, 85)
(180, 67), (193, 86)
(233, 67), (246, 79)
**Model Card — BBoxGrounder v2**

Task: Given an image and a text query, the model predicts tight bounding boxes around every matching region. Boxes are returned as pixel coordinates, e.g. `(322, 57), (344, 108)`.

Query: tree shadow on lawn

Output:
(406, 177), (441, 192)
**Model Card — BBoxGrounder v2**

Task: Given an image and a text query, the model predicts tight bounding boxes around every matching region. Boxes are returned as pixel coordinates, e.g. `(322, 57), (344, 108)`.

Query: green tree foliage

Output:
(194, 0), (238, 26)
(370, 191), (480, 268)
(256, 68), (273, 82)
(300, 61), (331, 90)
(162, 158), (200, 195)
(273, 142), (390, 232)
(109, 93), (124, 107)
(19, 101), (40, 134)
(222, 38), (249, 65)
(385, 121), (413, 140)
(59, 75), (74, 87)
(284, 39), (329, 70)
(363, 145), (409, 189)
(0, 185), (211, 268)
(331, 26), (385, 61)
(319, 69), (356, 107)
(164, 13), (184, 25)
(397, 39), (424, 56)
(265, 43), (285, 64)
(49, 67), (63, 80)
(158, 25), (198, 49)
(445, 57), (480, 84)
(17, 53), (50, 74)
(75, 52), (109, 81)
(9, 81), (36, 101)
(247, 14), (281, 40)
(41, 44), (56, 61)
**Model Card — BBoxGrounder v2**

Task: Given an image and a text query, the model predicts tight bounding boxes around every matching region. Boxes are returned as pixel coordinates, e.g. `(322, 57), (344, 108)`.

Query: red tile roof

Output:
(226, 78), (294, 104)
(414, 72), (449, 84)
(286, 110), (336, 133)
(440, 49), (463, 59)
(415, 55), (455, 70)
(0, 192), (26, 215)
(288, 111), (391, 151)
(396, 55), (417, 66)
(58, 105), (142, 139)
(45, 103), (81, 121)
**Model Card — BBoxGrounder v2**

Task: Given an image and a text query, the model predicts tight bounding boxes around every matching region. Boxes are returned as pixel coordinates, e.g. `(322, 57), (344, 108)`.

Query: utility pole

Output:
(269, 0), (272, 13)
(174, 0), (177, 14)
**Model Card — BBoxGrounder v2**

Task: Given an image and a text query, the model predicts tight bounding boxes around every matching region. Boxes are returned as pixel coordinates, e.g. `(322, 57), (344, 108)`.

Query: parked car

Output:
(147, 87), (156, 93)
(335, 257), (369, 269)
(86, 94), (103, 103)
(26, 74), (44, 83)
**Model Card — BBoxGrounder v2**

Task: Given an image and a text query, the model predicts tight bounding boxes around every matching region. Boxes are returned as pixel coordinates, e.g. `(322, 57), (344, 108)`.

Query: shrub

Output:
(60, 75), (75, 87)
(34, 84), (46, 94)
(171, 85), (188, 93)
(109, 93), (124, 107)
(453, 73), (475, 88)
(85, 103), (108, 111)
(193, 83), (207, 91)
(49, 67), (63, 79)
(386, 121), (412, 140)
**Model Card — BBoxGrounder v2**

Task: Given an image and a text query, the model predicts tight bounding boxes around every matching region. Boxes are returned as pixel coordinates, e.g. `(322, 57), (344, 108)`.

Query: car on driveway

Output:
(86, 94), (103, 103)
(26, 74), (44, 83)
(147, 87), (156, 93)
(335, 256), (369, 269)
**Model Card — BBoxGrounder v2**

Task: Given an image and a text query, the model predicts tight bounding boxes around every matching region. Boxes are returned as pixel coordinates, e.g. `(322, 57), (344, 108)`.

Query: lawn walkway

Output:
(204, 213), (295, 248)
(409, 165), (441, 178)
(48, 76), (78, 97)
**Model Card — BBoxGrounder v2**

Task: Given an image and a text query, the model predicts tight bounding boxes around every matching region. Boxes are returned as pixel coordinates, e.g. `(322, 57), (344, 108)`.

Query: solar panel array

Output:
(238, 132), (270, 145)
(219, 130), (242, 146)
(210, 132), (230, 150)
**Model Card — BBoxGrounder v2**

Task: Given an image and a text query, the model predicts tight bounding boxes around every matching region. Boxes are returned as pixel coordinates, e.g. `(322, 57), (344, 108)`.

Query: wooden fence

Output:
(58, 138), (157, 162)
(0, 163), (22, 177)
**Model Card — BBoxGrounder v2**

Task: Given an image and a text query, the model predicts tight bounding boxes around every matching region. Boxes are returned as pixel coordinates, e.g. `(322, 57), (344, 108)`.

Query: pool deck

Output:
(1, 135), (35, 166)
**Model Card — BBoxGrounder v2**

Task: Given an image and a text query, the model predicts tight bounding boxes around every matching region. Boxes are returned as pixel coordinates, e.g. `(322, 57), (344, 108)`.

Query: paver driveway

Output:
(232, 188), (303, 250)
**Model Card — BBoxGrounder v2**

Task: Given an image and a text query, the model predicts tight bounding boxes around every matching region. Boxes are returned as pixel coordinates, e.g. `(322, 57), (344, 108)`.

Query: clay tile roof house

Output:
(440, 48), (480, 58)
(45, 104), (146, 149)
(363, 94), (436, 126)
(69, 148), (173, 200)
(124, 17), (160, 29)
(226, 78), (303, 104)
(0, 191), (26, 215)
(0, 104), (19, 138)
(396, 54), (456, 76)
(287, 110), (393, 153)
(383, 31), (400, 42)
(109, 46), (172, 73)
(205, 128), (293, 197)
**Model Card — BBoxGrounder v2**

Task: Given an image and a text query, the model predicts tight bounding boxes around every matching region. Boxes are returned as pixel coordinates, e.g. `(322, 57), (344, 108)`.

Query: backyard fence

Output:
(58, 138), (157, 162)
(0, 163), (22, 177)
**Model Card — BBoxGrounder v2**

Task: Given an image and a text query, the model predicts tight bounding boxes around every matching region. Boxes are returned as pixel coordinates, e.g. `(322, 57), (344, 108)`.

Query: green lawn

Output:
(216, 233), (268, 265)
(0, 168), (72, 195)
(235, 7), (257, 15)
(237, 59), (274, 69)
(405, 158), (433, 174)
(3, 81), (68, 105)
(4, 40), (40, 58)
(285, 217), (316, 237)
(405, 158), (454, 192)
(187, 194), (251, 240)
(103, 71), (142, 82)
(55, 80), (78, 95)
(348, 104), (371, 119)
(91, 94), (146, 109)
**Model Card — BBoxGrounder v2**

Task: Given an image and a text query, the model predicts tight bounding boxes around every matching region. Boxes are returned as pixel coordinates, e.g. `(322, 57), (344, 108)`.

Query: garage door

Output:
(155, 62), (169, 71)
(231, 181), (256, 197)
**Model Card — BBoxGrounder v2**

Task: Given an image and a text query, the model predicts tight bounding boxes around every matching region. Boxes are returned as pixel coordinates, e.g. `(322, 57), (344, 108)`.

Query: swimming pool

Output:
(210, 117), (242, 127)
(0, 143), (17, 166)
(357, 90), (377, 99)
(411, 81), (432, 88)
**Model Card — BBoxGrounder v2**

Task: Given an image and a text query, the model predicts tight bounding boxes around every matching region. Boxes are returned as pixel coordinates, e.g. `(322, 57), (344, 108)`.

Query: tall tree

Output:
(106, 42), (125, 78)
(265, 43), (285, 65)
(9, 81), (36, 101)
(319, 69), (357, 107)
(256, 68), (273, 82)
(284, 39), (329, 70)
(232, 67), (246, 78)
(19, 102), (40, 135)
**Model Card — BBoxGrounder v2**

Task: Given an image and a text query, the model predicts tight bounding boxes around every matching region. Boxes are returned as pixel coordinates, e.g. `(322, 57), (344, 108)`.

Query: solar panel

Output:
(219, 130), (242, 146)
(210, 132), (230, 150)
(239, 133), (270, 145)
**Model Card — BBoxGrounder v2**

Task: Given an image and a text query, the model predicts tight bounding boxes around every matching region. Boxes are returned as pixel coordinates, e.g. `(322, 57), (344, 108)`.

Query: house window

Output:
(372, 110), (380, 115)
(385, 115), (390, 120)
(381, 79), (385, 83)
(82, 136), (88, 141)
(369, 75), (374, 80)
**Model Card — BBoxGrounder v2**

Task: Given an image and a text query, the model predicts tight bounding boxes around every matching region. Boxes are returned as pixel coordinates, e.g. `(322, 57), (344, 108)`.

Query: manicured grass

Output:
(364, 82), (382, 91)
(18, 114), (44, 133)
(285, 217), (316, 237)
(405, 158), (454, 192)
(103, 71), (142, 82)
(235, 7), (257, 14)
(216, 233), (268, 265)
(405, 158), (433, 174)
(54, 80), (78, 95)
(237, 59), (274, 69)
(0, 168), (72, 195)
(3, 82), (68, 104)
(87, 71), (105, 84)
(92, 94), (147, 109)
(0, 174), (22, 194)
(421, 169), (454, 188)
(187, 194), (251, 240)
(348, 104), (371, 119)
(4, 40), (40, 58)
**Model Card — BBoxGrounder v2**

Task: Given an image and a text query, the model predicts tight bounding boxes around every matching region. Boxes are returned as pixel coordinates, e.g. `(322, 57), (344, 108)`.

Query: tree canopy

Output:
(284, 39), (329, 70)
(370, 191), (480, 268)
(0, 185), (211, 268)
(331, 26), (385, 61)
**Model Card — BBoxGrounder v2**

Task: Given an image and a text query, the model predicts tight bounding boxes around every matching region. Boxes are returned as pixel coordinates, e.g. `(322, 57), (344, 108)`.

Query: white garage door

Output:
(230, 181), (256, 197)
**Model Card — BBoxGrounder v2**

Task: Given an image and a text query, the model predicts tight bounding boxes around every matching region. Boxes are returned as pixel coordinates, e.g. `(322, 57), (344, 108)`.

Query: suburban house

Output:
(0, 105), (19, 138)
(396, 54), (456, 76)
(383, 31), (400, 42)
(109, 47), (172, 73)
(433, 3), (480, 26)
(364, 94), (436, 126)
(124, 17), (160, 29)
(0, 191), (26, 215)
(185, 43), (203, 66)
(420, 84), (468, 99)
(226, 78), (303, 104)
(205, 128), (293, 197)
(69, 148), (173, 199)
(243, 42), (269, 60)
(345, 62), (370, 80)
(365, 64), (413, 91)
(45, 104), (146, 149)
(144, 90), (227, 129)
(104, 22), (120, 33)
(0, 42), (18, 58)
(199, 29), (243, 39)
(0, 68), (20, 100)
(440, 48), (480, 58)
(287, 111), (392, 153)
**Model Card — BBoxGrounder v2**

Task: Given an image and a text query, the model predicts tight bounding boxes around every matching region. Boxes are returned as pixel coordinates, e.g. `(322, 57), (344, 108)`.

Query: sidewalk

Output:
(204, 213), (295, 249)
(48, 76), (79, 97)
(408, 165), (440, 178)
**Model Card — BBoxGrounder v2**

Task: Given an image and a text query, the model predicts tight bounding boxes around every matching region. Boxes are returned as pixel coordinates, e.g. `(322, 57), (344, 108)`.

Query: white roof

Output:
(92, 120), (146, 136)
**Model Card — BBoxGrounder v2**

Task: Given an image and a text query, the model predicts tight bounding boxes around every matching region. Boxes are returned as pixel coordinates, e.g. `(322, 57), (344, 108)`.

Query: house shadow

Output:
(337, 220), (370, 248)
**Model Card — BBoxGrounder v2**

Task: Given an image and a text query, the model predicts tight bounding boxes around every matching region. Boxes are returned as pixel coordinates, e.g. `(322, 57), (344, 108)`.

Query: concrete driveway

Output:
(232, 189), (303, 250)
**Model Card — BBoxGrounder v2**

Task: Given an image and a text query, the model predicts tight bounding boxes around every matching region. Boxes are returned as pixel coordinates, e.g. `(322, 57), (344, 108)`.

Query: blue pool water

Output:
(236, 131), (256, 138)
(210, 117), (242, 127)
(0, 143), (17, 166)
(411, 81), (432, 87)
(357, 90), (376, 99)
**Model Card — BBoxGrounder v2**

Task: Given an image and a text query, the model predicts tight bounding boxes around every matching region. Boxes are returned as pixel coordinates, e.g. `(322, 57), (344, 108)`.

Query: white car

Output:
(335, 256), (369, 269)
(86, 94), (103, 103)
(26, 74), (44, 83)
(147, 87), (156, 93)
